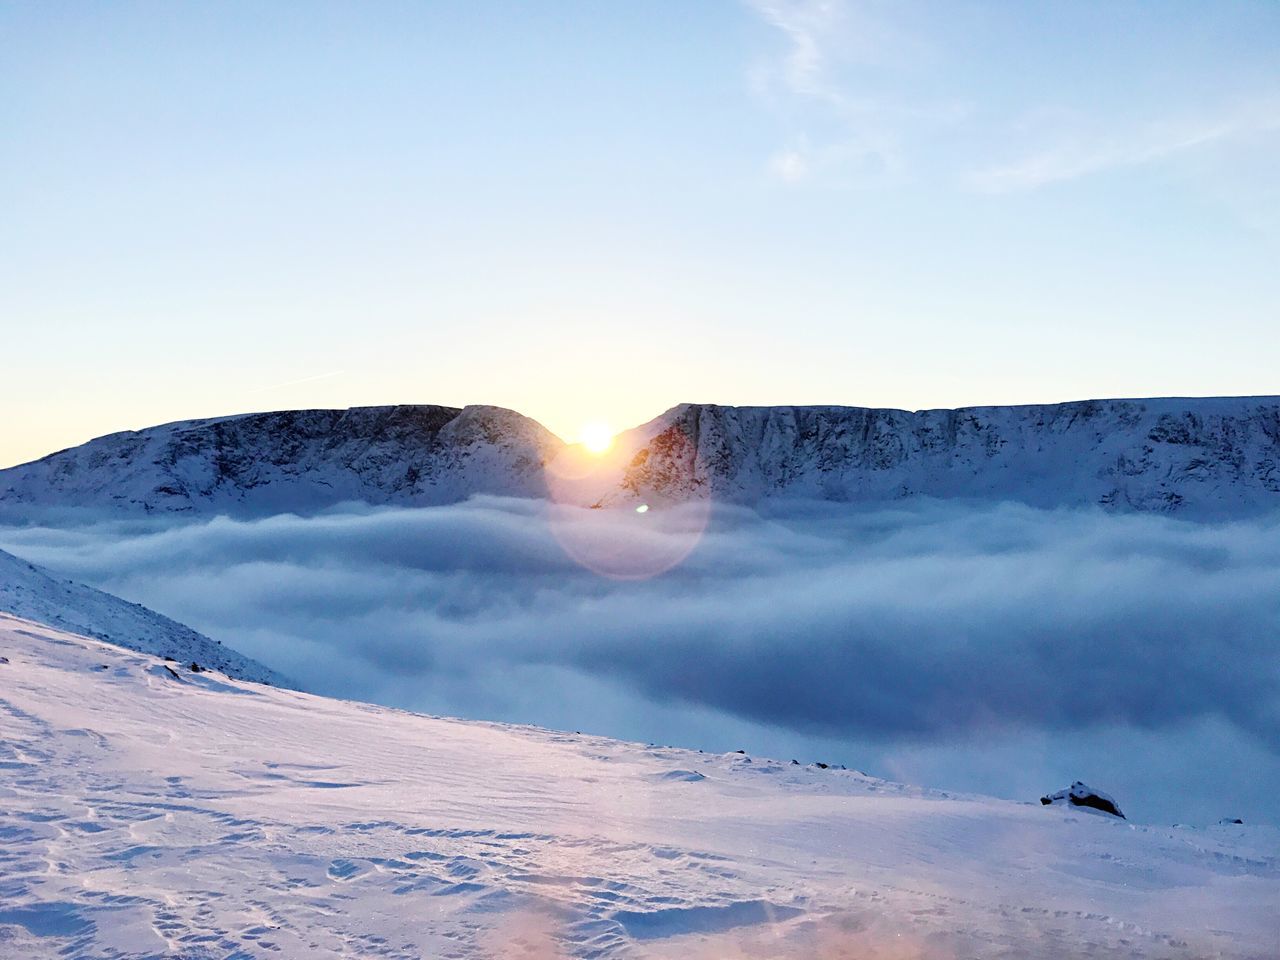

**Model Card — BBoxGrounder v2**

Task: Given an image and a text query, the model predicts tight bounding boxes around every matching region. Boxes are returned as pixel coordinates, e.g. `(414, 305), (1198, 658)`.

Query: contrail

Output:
(248, 370), (345, 394)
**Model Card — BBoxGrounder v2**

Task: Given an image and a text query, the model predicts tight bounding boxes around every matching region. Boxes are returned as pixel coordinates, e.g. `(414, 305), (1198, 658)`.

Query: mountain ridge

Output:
(0, 404), (562, 516)
(2, 395), (1279, 518)
(595, 396), (1280, 517)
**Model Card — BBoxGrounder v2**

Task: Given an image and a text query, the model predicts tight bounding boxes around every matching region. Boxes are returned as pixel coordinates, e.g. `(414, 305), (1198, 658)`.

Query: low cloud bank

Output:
(3, 497), (1279, 822)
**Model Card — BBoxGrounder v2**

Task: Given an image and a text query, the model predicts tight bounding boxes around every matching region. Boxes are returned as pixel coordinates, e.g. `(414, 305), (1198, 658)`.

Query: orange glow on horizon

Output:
(578, 420), (615, 454)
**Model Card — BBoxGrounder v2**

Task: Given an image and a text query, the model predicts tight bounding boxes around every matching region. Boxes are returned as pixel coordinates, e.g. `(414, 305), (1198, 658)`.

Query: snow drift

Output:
(1, 613), (1277, 958)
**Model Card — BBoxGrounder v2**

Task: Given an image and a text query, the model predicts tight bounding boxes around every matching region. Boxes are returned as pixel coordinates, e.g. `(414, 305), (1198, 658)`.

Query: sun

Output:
(578, 420), (615, 455)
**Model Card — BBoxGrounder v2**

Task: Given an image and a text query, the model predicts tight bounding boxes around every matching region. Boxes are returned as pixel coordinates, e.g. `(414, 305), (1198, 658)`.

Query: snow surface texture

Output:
(2, 397), (1280, 518)
(2, 613), (1278, 959)
(0, 548), (285, 686)
(0, 404), (561, 517)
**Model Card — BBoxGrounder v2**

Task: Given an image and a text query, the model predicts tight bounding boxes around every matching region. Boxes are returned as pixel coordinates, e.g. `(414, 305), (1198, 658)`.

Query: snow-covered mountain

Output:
(0, 404), (562, 516)
(3, 397), (1280, 518)
(0, 548), (285, 685)
(598, 397), (1280, 517)
(2, 612), (1276, 959)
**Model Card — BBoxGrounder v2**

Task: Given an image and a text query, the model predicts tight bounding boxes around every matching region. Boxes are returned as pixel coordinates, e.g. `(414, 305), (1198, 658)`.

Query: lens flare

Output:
(544, 420), (711, 580)
(545, 500), (710, 581)
(578, 421), (615, 454)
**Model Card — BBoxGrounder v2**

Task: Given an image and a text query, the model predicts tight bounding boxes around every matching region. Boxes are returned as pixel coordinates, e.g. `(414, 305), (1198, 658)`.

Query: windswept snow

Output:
(2, 613), (1277, 959)
(0, 548), (285, 686)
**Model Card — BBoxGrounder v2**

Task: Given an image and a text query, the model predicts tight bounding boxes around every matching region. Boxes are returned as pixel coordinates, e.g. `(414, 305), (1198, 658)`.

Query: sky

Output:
(2, 1), (1279, 467)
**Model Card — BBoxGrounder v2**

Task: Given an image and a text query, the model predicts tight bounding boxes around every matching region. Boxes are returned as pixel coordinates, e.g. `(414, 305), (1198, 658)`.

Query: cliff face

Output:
(3, 397), (1279, 519)
(605, 398), (1280, 517)
(0, 405), (563, 516)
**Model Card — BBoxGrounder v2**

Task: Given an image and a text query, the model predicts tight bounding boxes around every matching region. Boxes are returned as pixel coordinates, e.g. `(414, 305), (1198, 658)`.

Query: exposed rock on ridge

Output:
(605, 398), (1280, 517)
(2, 397), (1279, 519)
(0, 405), (562, 516)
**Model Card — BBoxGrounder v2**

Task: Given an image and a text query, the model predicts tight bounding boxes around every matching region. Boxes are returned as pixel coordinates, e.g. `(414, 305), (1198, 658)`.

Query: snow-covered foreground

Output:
(2, 613), (1277, 959)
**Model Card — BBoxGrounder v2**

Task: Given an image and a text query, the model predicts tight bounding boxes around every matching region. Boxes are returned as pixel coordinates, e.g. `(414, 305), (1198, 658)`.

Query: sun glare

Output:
(578, 420), (615, 454)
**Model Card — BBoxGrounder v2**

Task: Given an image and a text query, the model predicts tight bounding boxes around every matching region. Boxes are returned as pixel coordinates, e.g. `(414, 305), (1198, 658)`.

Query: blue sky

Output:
(3, 0), (1279, 466)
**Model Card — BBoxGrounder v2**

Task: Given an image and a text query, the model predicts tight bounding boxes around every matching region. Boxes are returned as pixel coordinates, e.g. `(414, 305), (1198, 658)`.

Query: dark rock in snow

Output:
(1040, 781), (1125, 819)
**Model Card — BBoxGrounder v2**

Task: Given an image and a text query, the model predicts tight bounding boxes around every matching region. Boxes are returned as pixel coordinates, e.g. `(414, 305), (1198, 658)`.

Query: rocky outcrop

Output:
(3, 397), (1279, 519)
(0, 405), (563, 516)
(1040, 781), (1125, 819)
(601, 397), (1280, 517)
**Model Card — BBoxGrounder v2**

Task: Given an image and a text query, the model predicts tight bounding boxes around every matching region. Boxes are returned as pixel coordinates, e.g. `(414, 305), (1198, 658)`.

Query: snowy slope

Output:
(2, 613), (1277, 959)
(0, 404), (562, 516)
(593, 397), (1280, 517)
(0, 549), (285, 686)
(5, 397), (1280, 519)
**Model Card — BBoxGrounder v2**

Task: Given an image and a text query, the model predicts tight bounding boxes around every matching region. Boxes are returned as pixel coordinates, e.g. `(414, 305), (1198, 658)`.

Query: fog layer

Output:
(4, 497), (1278, 824)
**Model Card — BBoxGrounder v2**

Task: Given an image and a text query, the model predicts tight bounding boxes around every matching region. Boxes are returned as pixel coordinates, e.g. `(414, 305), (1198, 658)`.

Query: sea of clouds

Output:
(3, 496), (1278, 824)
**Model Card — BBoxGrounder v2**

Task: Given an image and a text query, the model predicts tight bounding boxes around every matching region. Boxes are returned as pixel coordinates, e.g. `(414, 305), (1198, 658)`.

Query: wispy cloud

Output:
(747, 0), (849, 104)
(970, 98), (1280, 193)
(745, 3), (1280, 199)
(769, 144), (812, 182)
(744, 0), (961, 185)
(745, 0), (908, 183)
